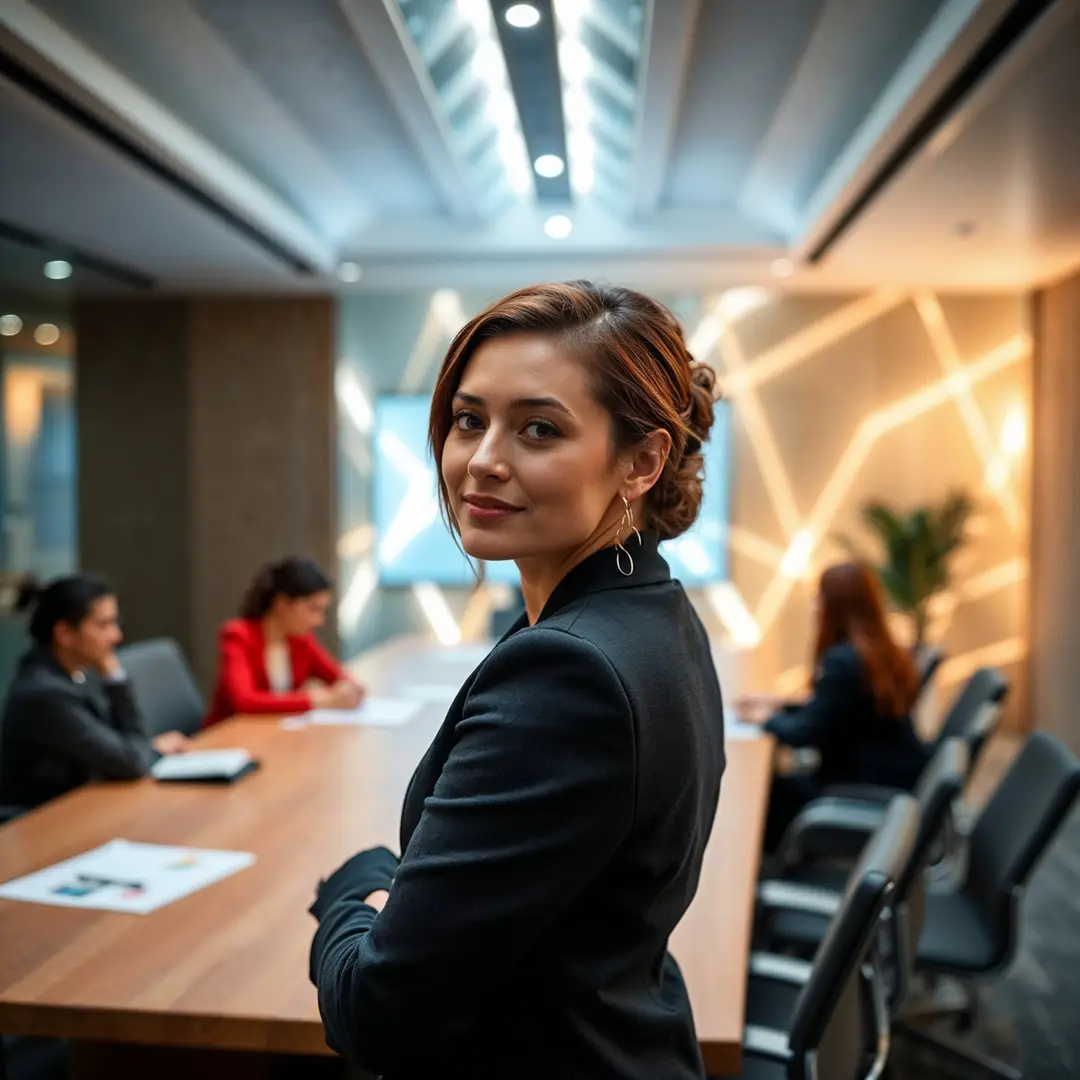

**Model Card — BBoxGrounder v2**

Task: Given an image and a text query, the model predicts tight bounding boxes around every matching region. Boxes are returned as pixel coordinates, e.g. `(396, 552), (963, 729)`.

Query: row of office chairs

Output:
(730, 661), (1080, 1080)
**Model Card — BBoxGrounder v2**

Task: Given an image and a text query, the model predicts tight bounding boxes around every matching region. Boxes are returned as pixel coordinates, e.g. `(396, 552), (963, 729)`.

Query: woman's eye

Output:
(523, 419), (559, 441)
(452, 410), (482, 432)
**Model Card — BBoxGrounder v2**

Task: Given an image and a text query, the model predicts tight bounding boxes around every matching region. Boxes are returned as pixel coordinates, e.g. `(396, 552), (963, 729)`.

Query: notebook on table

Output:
(150, 749), (259, 784)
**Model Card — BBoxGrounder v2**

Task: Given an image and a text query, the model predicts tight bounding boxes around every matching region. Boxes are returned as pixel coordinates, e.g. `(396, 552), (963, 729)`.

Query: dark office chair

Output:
(756, 739), (969, 955)
(914, 643), (944, 693)
(116, 638), (204, 737)
(818, 666), (1007, 809)
(722, 797), (919, 1079)
(894, 731), (1080, 1080)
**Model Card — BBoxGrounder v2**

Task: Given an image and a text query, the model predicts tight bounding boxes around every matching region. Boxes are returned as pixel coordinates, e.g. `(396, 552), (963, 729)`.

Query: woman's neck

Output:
(260, 613), (288, 645)
(516, 509), (625, 624)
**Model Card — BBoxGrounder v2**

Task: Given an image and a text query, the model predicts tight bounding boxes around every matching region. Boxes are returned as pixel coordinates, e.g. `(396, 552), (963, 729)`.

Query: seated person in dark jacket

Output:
(0, 575), (192, 809)
(739, 561), (929, 852)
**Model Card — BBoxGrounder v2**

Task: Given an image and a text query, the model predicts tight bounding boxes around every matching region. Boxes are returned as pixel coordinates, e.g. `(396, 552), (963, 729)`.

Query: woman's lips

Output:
(463, 495), (524, 522)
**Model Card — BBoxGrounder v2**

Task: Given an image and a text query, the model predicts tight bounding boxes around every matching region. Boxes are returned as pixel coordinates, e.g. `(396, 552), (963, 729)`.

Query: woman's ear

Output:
(622, 429), (672, 503)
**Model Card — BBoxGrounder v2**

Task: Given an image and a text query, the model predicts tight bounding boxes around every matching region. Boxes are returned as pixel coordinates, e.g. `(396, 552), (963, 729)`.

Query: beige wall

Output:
(710, 290), (1032, 732)
(1030, 269), (1080, 753)
(76, 296), (336, 692)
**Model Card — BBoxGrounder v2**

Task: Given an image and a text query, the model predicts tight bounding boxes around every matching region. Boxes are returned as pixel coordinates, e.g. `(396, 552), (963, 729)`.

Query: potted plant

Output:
(837, 491), (975, 647)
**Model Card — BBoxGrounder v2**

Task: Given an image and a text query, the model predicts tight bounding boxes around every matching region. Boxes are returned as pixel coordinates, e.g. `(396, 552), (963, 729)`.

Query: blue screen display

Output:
(373, 396), (730, 587)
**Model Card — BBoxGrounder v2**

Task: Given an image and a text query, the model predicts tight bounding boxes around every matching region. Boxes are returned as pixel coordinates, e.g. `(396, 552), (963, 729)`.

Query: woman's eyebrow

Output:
(454, 391), (572, 417)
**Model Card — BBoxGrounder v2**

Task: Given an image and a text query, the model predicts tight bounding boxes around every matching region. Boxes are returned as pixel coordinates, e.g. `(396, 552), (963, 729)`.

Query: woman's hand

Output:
(152, 730), (193, 755)
(309, 679), (365, 710)
(735, 693), (779, 725)
(309, 846), (399, 921)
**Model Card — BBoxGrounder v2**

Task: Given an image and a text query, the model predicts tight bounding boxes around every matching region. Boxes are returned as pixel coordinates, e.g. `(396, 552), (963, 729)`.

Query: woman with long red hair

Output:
(741, 561), (928, 851)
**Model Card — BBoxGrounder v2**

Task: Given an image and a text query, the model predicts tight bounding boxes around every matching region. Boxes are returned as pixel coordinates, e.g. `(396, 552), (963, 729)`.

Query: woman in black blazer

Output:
(740, 561), (928, 851)
(309, 282), (726, 1079)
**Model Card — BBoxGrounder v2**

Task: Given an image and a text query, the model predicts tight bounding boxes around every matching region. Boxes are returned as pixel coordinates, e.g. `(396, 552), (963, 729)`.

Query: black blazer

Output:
(0, 647), (158, 808)
(311, 534), (726, 1079)
(765, 643), (929, 789)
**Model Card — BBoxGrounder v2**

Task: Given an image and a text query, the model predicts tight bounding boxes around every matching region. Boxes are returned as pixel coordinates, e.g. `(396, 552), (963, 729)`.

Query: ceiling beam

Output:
(792, 0), (1026, 258)
(630, 0), (701, 218)
(0, 0), (335, 274)
(337, 0), (480, 221)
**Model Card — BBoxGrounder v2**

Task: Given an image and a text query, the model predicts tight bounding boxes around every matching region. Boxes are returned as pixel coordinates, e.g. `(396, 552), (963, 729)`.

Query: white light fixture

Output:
(338, 560), (378, 636)
(335, 365), (373, 433)
(0, 314), (23, 336)
(780, 528), (814, 579)
(770, 258), (795, 278)
(34, 323), (61, 346)
(43, 259), (72, 280)
(554, 0), (589, 33)
(472, 38), (503, 87)
(485, 88), (517, 127)
(337, 261), (362, 283)
(457, 0), (489, 31)
(413, 582), (462, 646)
(559, 38), (592, 83)
(1000, 402), (1026, 457)
(544, 214), (573, 239)
(705, 582), (761, 649)
(534, 153), (565, 178)
(505, 3), (541, 28)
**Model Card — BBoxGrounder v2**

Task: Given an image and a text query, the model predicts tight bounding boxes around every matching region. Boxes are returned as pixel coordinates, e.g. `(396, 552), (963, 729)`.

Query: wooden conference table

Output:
(0, 638), (773, 1076)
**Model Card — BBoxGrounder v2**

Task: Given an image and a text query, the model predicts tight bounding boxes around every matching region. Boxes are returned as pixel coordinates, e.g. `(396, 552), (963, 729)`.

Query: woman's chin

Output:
(459, 529), (518, 565)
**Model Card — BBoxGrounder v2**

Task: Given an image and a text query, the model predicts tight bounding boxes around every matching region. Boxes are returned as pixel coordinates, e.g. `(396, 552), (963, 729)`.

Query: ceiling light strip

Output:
(458, 0), (534, 197)
(553, 0), (597, 196)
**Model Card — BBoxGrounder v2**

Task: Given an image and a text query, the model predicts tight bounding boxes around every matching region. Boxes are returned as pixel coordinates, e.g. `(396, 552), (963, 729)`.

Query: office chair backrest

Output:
(906, 738), (968, 897)
(934, 667), (1009, 767)
(967, 732), (1080, 961)
(788, 796), (918, 1080)
(116, 638), (204, 737)
(914, 644), (944, 693)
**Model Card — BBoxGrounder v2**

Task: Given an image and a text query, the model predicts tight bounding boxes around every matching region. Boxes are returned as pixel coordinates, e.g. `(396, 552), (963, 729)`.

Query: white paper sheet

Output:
(151, 749), (253, 780)
(0, 839), (255, 915)
(302, 696), (423, 727)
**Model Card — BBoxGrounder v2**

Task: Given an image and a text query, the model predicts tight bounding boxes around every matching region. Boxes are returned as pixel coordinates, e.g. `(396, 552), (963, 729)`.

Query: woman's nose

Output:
(467, 432), (510, 481)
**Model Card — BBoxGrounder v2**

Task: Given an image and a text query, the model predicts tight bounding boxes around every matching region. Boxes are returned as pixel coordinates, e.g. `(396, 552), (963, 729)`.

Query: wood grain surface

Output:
(0, 641), (772, 1075)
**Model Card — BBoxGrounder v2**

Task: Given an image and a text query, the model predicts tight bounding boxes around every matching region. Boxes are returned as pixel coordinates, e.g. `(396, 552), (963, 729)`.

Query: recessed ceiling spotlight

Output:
(0, 314), (23, 337)
(544, 214), (573, 240)
(505, 4), (541, 27)
(34, 323), (61, 346)
(534, 154), (565, 178)
(770, 258), (795, 278)
(337, 261), (362, 283)
(44, 259), (72, 280)
(954, 220), (977, 238)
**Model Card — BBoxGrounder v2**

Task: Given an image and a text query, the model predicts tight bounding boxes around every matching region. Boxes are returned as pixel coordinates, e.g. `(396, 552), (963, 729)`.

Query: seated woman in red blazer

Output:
(204, 557), (364, 727)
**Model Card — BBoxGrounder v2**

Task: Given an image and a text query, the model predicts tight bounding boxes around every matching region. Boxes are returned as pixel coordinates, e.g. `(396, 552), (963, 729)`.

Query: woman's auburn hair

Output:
(427, 280), (719, 541)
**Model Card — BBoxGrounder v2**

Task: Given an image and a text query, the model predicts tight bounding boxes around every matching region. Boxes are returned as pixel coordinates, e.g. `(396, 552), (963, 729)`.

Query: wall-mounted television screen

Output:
(373, 396), (730, 587)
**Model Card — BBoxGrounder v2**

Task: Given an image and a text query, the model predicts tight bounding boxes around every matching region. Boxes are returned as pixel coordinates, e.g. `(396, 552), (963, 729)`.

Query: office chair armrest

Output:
(749, 951), (813, 986)
(743, 1025), (793, 1063)
(819, 782), (902, 805)
(778, 798), (888, 865)
(756, 879), (842, 918)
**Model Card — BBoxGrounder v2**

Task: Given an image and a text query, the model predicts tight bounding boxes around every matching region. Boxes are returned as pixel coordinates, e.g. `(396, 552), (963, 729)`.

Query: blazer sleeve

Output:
(304, 634), (347, 686)
(765, 646), (860, 748)
(29, 682), (158, 780)
(217, 623), (312, 716)
(309, 628), (636, 1074)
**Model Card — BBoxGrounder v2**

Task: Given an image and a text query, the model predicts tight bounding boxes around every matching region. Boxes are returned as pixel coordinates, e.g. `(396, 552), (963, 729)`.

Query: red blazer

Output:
(204, 618), (347, 727)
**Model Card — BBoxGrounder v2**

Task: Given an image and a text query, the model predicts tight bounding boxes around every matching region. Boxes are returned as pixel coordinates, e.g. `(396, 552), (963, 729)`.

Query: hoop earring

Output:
(615, 496), (641, 577)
